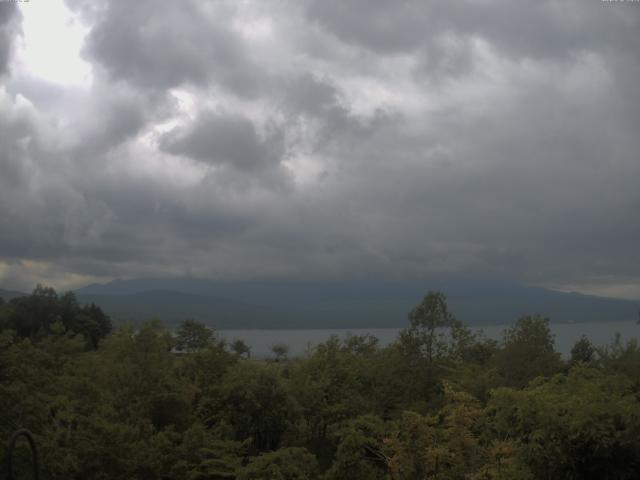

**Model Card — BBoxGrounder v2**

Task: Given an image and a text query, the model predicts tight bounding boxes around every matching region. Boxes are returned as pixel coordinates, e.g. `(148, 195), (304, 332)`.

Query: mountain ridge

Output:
(74, 277), (640, 329)
(0, 288), (28, 301)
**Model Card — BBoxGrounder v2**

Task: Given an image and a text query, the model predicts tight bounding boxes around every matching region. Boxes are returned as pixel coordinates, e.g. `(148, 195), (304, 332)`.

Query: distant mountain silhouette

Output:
(0, 288), (27, 301)
(75, 277), (640, 329)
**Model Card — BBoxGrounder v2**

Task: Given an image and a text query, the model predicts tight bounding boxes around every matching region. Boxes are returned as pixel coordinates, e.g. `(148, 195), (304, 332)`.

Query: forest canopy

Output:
(1, 288), (639, 479)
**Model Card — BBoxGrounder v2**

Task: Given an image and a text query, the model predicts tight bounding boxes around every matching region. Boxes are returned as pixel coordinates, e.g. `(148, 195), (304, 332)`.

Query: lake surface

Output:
(220, 321), (640, 359)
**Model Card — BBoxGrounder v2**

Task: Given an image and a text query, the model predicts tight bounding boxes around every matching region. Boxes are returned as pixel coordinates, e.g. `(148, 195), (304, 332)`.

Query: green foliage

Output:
(175, 319), (215, 352)
(493, 315), (563, 388)
(0, 285), (111, 349)
(237, 447), (318, 480)
(167, 425), (245, 480)
(399, 291), (462, 362)
(1, 286), (640, 479)
(487, 366), (640, 478)
(324, 416), (388, 480)
(202, 362), (300, 453)
(270, 343), (290, 362)
(570, 335), (596, 365)
(598, 335), (640, 381)
(384, 383), (488, 480)
(342, 333), (379, 356)
(176, 342), (238, 401)
(230, 339), (251, 358)
(288, 334), (381, 465)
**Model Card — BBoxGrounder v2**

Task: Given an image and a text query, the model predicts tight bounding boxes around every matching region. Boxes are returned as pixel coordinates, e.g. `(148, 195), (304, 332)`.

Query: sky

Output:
(0, 0), (639, 299)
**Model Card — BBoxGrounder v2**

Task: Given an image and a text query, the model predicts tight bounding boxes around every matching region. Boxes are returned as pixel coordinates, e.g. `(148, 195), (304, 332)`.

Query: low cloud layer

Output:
(0, 0), (639, 297)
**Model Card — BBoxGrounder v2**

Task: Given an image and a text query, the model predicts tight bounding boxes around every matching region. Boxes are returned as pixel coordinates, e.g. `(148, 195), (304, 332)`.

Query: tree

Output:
(237, 447), (318, 480)
(59, 291), (80, 331)
(288, 334), (380, 460)
(177, 343), (237, 402)
(597, 335), (640, 381)
(2, 287), (111, 348)
(170, 426), (244, 480)
(399, 291), (462, 362)
(384, 384), (489, 480)
(570, 335), (596, 365)
(203, 362), (300, 452)
(493, 315), (564, 388)
(76, 302), (112, 349)
(271, 343), (290, 362)
(343, 333), (379, 356)
(324, 415), (388, 480)
(6, 284), (59, 338)
(488, 366), (640, 478)
(175, 319), (214, 352)
(230, 339), (251, 358)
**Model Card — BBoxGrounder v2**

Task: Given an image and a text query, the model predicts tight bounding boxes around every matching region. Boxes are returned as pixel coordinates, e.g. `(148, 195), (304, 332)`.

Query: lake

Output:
(220, 321), (640, 359)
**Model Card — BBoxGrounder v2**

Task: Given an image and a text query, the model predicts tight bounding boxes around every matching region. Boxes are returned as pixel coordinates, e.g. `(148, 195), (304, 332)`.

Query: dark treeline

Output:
(1, 287), (640, 479)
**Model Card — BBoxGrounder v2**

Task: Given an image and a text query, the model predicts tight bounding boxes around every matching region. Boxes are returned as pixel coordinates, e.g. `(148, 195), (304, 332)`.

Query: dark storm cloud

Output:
(281, 74), (344, 118)
(0, 3), (20, 76)
(0, 105), (259, 276)
(305, 0), (640, 61)
(70, 90), (152, 158)
(1, 0), (639, 296)
(77, 0), (262, 96)
(160, 110), (285, 172)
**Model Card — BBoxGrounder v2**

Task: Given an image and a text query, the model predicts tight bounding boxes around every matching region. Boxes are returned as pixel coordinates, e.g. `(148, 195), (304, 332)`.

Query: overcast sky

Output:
(0, 0), (639, 298)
